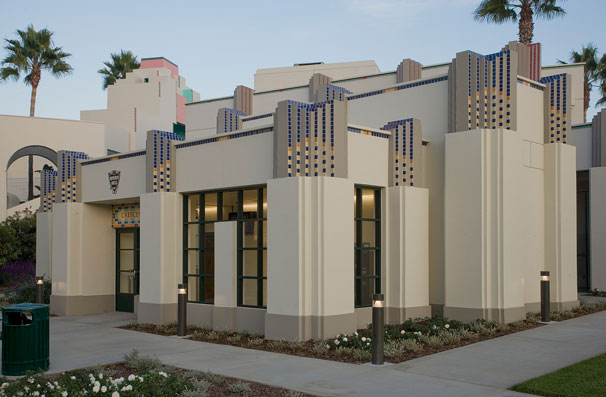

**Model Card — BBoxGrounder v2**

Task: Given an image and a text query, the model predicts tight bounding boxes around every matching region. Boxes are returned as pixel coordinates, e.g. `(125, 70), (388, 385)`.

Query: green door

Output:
(116, 228), (139, 312)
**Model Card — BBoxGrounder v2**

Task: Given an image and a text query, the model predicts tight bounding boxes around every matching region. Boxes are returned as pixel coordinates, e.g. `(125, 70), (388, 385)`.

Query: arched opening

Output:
(6, 146), (57, 208)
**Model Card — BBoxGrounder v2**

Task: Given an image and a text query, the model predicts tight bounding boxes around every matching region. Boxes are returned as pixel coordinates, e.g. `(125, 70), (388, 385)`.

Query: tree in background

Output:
(0, 25), (72, 117)
(559, 44), (606, 122)
(474, 0), (565, 45)
(98, 50), (140, 89)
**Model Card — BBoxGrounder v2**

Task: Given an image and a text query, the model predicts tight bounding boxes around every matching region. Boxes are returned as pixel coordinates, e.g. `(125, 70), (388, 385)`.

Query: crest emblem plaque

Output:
(108, 170), (121, 194)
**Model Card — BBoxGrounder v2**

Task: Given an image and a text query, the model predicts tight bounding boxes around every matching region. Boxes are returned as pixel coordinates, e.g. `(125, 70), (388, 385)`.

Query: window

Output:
(183, 193), (216, 304)
(354, 187), (381, 307)
(238, 188), (267, 308)
(183, 187), (267, 307)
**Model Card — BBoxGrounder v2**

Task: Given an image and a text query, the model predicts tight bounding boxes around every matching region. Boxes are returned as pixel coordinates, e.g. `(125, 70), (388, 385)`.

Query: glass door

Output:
(116, 228), (139, 312)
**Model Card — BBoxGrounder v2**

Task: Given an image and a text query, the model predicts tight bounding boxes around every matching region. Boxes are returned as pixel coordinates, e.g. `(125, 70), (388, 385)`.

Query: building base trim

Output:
(265, 312), (356, 341)
(50, 294), (114, 316)
(386, 305), (432, 324)
(443, 305), (526, 323)
(137, 302), (177, 324)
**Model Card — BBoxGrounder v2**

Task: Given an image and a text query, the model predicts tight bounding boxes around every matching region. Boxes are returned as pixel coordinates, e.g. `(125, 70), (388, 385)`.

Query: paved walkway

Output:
(4, 310), (606, 396)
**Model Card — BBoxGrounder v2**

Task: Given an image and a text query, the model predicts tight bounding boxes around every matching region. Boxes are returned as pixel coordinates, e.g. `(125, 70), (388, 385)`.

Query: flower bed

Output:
(120, 302), (606, 365)
(0, 349), (310, 397)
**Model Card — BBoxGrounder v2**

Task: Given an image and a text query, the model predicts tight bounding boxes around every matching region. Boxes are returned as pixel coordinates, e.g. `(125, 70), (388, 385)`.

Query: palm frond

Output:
(474, 0), (518, 23)
(533, 0), (566, 19)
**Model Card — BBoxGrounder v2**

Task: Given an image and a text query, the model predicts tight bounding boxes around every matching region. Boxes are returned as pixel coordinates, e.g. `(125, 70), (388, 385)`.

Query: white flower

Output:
(101, 386), (107, 393)
(158, 371), (168, 378)
(342, 337), (348, 342)
(70, 376), (76, 381)
(112, 393), (120, 397)
(366, 342), (370, 346)
(0, 383), (8, 389)
(94, 381), (100, 388)
(98, 374), (103, 380)
(445, 324), (450, 329)
(138, 376), (144, 382)
(336, 334), (340, 338)
(400, 330), (405, 335)
(33, 392), (39, 396)
(334, 339), (340, 345)
(354, 331), (358, 336)
(92, 385), (100, 393)
(361, 337), (366, 342)
(432, 325), (437, 330)
(325, 344), (330, 350)
(367, 338), (371, 342)
(24, 387), (29, 392)
(61, 392), (68, 397)
(28, 378), (35, 384)
(127, 375), (135, 381)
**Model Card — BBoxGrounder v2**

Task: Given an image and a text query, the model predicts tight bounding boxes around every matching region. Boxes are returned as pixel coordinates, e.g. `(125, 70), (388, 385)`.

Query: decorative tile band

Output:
(382, 118), (422, 187)
(40, 169), (57, 212)
(58, 151), (88, 203)
(112, 203), (140, 228)
(517, 78), (544, 91)
(151, 130), (183, 193)
(540, 73), (569, 144)
(348, 76), (448, 101)
(175, 127), (273, 149)
(81, 150), (146, 166)
(347, 126), (390, 139)
(217, 108), (248, 134)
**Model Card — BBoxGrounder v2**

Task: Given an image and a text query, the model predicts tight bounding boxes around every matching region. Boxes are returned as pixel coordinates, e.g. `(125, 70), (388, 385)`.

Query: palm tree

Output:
(597, 55), (606, 107)
(97, 50), (140, 89)
(558, 44), (604, 122)
(474, 0), (566, 45)
(0, 25), (72, 117)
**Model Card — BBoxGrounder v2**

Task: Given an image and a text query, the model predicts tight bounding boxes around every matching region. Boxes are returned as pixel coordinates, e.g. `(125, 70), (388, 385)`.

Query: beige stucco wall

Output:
(590, 167), (606, 290)
(544, 143), (578, 306)
(347, 79), (448, 308)
(49, 202), (114, 315)
(541, 64), (585, 124)
(36, 211), (52, 278)
(81, 154), (147, 203)
(138, 192), (182, 323)
(347, 131), (389, 187)
(517, 83), (545, 144)
(176, 131), (273, 193)
(185, 97), (233, 139)
(385, 186), (430, 321)
(254, 61), (380, 92)
(568, 125), (593, 170)
(0, 115), (106, 220)
(445, 129), (542, 321)
(214, 221), (237, 307)
(266, 176), (355, 340)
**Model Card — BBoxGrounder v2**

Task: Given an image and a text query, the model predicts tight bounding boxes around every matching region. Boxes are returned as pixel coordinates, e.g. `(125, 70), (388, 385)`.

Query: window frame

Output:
(354, 185), (381, 308)
(183, 186), (267, 308)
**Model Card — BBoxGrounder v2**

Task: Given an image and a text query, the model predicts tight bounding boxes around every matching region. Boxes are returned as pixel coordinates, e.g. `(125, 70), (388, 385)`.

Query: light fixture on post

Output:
(372, 293), (385, 365)
(35, 276), (44, 304)
(540, 271), (550, 322)
(178, 283), (187, 336)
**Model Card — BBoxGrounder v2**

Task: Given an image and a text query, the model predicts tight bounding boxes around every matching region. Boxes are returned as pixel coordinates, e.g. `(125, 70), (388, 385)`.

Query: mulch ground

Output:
(120, 320), (542, 364)
(87, 362), (313, 397)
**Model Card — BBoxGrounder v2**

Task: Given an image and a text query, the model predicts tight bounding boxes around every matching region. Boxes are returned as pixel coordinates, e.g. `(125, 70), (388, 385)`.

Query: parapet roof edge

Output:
(542, 62), (585, 69)
(572, 122), (592, 130)
(141, 57), (179, 68)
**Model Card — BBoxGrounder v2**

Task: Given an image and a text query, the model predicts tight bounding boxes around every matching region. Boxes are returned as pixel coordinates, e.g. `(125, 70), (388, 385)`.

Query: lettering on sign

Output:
(112, 203), (140, 228)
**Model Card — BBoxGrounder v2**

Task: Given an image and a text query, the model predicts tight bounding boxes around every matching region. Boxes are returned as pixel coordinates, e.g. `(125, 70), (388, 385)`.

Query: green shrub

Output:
(227, 380), (251, 394)
(247, 337), (264, 347)
(226, 334), (241, 344)
(0, 210), (36, 268)
(123, 349), (163, 373)
(7, 280), (51, 304)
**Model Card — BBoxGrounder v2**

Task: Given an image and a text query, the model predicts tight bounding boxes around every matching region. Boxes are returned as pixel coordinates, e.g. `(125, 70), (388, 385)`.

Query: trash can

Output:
(2, 303), (50, 376)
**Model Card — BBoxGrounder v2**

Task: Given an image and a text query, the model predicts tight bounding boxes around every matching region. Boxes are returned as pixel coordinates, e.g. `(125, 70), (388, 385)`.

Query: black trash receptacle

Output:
(2, 303), (50, 376)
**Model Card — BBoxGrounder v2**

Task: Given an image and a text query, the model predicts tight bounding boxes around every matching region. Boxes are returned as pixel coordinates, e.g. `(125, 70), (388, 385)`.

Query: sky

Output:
(0, 0), (605, 121)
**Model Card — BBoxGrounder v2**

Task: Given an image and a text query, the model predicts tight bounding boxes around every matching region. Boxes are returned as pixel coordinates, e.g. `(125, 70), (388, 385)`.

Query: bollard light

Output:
(372, 293), (385, 365)
(177, 283), (187, 336)
(35, 276), (44, 304)
(540, 271), (550, 322)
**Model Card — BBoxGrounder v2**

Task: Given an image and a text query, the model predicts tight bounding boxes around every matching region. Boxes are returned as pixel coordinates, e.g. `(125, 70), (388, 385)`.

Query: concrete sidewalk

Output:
(5, 310), (606, 396)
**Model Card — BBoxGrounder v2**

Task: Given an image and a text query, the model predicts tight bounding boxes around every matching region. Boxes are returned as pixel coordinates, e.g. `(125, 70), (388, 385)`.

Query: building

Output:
(37, 42), (587, 341)
(81, 57), (200, 152)
(3, 57), (199, 221)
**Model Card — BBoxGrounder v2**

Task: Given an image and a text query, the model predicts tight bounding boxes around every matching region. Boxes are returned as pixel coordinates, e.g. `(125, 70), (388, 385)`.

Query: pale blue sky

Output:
(1, 0), (604, 121)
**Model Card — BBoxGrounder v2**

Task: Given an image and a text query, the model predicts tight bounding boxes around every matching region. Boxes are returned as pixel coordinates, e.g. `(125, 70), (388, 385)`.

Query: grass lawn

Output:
(511, 353), (606, 397)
